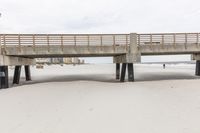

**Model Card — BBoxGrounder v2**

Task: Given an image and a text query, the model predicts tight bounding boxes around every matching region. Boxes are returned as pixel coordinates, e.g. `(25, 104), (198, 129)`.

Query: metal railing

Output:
(137, 33), (200, 48)
(0, 34), (130, 52)
(1, 33), (200, 54)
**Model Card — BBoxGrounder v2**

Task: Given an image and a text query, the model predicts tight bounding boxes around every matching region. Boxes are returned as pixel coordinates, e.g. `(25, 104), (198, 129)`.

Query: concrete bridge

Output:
(1, 33), (200, 88)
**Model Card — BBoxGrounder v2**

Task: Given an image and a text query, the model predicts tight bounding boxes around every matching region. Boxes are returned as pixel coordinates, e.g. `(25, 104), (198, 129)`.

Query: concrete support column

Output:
(120, 63), (127, 82)
(13, 66), (22, 84)
(24, 65), (31, 81)
(196, 60), (200, 76)
(128, 63), (134, 82)
(116, 63), (120, 80)
(0, 66), (9, 89)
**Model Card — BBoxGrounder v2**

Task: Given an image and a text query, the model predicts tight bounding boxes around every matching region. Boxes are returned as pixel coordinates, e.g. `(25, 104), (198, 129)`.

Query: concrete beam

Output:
(0, 55), (35, 66)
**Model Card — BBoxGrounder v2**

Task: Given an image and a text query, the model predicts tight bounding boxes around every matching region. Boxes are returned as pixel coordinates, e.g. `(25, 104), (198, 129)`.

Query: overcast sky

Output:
(1, 0), (200, 33)
(0, 0), (199, 62)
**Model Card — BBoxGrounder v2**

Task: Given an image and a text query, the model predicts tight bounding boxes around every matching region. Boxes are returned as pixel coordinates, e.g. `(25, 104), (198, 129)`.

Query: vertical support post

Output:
(47, 35), (50, 52)
(126, 35), (128, 52)
(161, 34), (164, 49)
(0, 66), (9, 89)
(128, 63), (134, 82)
(100, 35), (103, 51)
(61, 35), (64, 52)
(13, 66), (21, 84)
(113, 35), (116, 52)
(24, 65), (31, 81)
(18, 34), (21, 53)
(150, 34), (153, 49)
(0, 35), (2, 55)
(116, 63), (120, 80)
(33, 35), (36, 52)
(120, 63), (127, 82)
(185, 33), (187, 49)
(173, 33), (176, 49)
(195, 60), (200, 76)
(197, 33), (199, 48)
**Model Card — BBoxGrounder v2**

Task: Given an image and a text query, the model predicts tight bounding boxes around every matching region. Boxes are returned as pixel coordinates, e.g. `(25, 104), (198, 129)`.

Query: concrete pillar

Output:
(0, 66), (9, 89)
(127, 33), (141, 63)
(24, 65), (31, 81)
(120, 63), (127, 82)
(128, 63), (134, 82)
(196, 60), (200, 76)
(13, 66), (22, 84)
(116, 63), (120, 80)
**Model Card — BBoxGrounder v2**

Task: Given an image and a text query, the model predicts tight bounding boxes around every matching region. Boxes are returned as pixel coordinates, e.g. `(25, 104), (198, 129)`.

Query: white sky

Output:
(0, 0), (199, 62)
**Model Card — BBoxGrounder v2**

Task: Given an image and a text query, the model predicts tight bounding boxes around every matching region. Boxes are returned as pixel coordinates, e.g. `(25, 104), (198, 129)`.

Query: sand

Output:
(0, 64), (200, 133)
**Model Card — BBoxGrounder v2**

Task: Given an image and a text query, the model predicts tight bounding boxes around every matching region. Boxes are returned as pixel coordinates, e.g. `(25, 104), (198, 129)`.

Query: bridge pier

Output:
(196, 60), (200, 76)
(120, 63), (135, 82)
(120, 63), (127, 82)
(0, 66), (9, 89)
(25, 65), (31, 81)
(128, 63), (134, 81)
(13, 66), (22, 84)
(116, 63), (120, 79)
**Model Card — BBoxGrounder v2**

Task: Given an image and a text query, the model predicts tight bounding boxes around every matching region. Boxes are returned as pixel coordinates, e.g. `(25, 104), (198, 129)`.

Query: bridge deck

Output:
(1, 33), (200, 58)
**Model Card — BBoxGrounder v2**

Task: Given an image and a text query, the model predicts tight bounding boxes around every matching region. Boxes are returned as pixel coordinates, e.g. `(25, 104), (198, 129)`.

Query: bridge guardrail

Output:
(137, 33), (200, 48)
(0, 34), (130, 53)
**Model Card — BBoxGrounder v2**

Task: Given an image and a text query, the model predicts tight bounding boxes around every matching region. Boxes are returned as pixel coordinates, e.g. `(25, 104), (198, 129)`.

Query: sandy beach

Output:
(0, 64), (200, 133)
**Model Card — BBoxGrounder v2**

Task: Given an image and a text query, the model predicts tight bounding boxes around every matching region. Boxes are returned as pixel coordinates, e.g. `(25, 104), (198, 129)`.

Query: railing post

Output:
(87, 35), (90, 52)
(3, 35), (6, 50)
(173, 33), (176, 49)
(150, 34), (153, 49)
(18, 34), (21, 53)
(61, 35), (64, 52)
(33, 35), (36, 52)
(100, 35), (103, 51)
(74, 36), (77, 50)
(185, 33), (187, 49)
(47, 35), (50, 52)
(137, 34), (140, 46)
(113, 35), (116, 52)
(161, 34), (164, 49)
(0, 35), (1, 55)
(197, 33), (199, 47)
(126, 35), (129, 52)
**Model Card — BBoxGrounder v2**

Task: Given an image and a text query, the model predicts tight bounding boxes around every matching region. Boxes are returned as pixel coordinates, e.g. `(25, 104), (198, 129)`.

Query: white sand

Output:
(0, 64), (200, 133)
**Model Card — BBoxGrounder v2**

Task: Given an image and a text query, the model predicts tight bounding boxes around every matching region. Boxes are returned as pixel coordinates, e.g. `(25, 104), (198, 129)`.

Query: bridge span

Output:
(1, 33), (200, 88)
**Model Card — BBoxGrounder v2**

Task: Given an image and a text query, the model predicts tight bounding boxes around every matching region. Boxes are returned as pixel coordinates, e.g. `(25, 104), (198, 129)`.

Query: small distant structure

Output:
(163, 64), (166, 69)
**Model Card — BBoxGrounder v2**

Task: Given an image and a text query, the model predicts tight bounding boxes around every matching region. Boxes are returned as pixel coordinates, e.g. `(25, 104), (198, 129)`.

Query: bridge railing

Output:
(137, 33), (200, 48)
(0, 34), (130, 53)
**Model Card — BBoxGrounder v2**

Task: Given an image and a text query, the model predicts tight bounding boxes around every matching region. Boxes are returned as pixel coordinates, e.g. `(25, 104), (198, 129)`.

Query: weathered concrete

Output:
(128, 63), (134, 81)
(0, 55), (35, 66)
(0, 66), (9, 89)
(116, 63), (120, 80)
(13, 66), (22, 84)
(120, 63), (127, 82)
(24, 65), (31, 81)
(196, 61), (200, 76)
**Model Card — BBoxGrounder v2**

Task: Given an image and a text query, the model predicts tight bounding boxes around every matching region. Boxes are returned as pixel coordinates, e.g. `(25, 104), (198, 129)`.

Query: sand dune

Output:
(0, 64), (200, 133)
